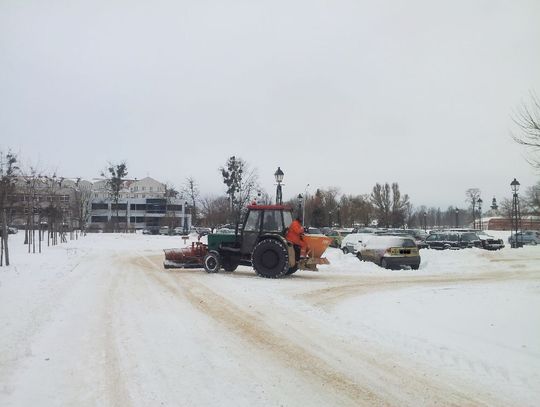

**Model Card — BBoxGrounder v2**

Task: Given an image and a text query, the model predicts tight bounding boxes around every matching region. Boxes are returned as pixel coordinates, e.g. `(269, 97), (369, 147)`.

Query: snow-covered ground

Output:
(0, 231), (538, 406)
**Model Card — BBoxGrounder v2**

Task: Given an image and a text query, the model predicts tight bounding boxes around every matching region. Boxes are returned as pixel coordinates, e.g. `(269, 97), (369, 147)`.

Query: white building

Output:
(89, 177), (190, 231)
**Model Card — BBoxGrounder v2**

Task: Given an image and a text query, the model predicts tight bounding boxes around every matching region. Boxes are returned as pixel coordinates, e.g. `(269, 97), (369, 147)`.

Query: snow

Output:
(0, 231), (539, 406)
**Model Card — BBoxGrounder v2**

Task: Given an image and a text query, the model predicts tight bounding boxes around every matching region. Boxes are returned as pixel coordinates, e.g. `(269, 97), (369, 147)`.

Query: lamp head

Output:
(274, 167), (284, 183)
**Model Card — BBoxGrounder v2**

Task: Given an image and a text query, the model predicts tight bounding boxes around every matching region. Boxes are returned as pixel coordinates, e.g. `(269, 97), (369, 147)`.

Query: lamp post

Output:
(297, 194), (302, 219)
(510, 178), (521, 248)
(471, 197), (476, 229)
(274, 167), (284, 205)
(337, 204), (341, 227)
(455, 208), (459, 228)
(183, 200), (189, 235)
(477, 198), (483, 230)
(423, 211), (427, 232)
(303, 184), (309, 225)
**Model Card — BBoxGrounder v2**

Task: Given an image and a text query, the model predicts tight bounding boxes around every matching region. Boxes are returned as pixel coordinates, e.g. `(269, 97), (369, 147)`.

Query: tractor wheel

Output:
(221, 257), (239, 272)
(285, 265), (298, 275)
(251, 238), (289, 278)
(203, 251), (221, 273)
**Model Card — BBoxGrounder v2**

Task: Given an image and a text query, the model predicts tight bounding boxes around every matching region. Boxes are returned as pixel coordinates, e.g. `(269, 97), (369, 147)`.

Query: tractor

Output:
(163, 204), (332, 278)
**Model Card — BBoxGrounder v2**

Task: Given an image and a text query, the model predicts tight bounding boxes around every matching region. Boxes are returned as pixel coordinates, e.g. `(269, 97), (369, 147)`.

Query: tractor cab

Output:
(240, 205), (293, 254)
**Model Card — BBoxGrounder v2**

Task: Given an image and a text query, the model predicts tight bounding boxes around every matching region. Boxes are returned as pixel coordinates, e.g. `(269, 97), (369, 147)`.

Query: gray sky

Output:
(1, 0), (539, 208)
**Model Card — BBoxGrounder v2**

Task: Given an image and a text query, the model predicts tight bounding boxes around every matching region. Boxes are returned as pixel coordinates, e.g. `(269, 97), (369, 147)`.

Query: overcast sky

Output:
(1, 0), (539, 208)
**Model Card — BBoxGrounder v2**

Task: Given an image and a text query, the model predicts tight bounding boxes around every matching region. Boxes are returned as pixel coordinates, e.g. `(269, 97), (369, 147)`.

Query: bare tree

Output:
(71, 178), (92, 235)
(0, 151), (19, 266)
(371, 183), (392, 227)
(199, 195), (230, 228)
(101, 162), (128, 232)
(523, 180), (540, 216)
(512, 93), (540, 168)
(182, 176), (200, 225)
(465, 188), (481, 228)
(162, 183), (180, 234)
(220, 156), (259, 228)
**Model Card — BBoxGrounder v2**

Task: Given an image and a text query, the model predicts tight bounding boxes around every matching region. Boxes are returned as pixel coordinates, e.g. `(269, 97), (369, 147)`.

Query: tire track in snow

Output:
(101, 254), (133, 407)
(299, 269), (539, 309)
(135, 253), (499, 407)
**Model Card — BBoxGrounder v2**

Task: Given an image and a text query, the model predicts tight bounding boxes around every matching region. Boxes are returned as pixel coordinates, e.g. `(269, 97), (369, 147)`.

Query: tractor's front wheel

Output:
(203, 251), (221, 273)
(252, 239), (289, 278)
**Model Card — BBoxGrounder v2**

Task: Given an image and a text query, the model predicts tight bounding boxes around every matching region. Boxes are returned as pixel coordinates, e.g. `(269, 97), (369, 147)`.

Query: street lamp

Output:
(183, 200), (189, 235)
(471, 197), (476, 229)
(303, 184), (309, 225)
(274, 167), (284, 205)
(337, 204), (341, 227)
(455, 208), (459, 228)
(423, 211), (427, 232)
(477, 198), (483, 230)
(510, 178), (521, 248)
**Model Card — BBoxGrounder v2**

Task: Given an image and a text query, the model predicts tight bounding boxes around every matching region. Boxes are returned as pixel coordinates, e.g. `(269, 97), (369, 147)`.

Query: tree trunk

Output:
(2, 209), (9, 266)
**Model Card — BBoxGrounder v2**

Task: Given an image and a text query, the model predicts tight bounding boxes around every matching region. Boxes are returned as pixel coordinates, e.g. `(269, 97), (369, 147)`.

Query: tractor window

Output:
(283, 211), (292, 229)
(244, 211), (261, 232)
(262, 210), (282, 232)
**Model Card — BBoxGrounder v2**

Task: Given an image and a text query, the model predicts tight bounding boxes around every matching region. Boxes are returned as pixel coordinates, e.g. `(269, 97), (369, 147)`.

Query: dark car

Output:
(475, 231), (505, 250)
(424, 231), (481, 250)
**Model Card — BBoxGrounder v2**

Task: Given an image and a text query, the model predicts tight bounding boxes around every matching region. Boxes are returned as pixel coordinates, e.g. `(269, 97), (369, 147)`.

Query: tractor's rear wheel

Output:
(252, 238), (289, 278)
(285, 265), (298, 275)
(203, 251), (221, 273)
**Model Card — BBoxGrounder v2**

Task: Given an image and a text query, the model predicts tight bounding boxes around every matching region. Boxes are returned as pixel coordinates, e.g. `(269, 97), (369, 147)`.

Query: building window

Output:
(91, 216), (108, 223)
(91, 203), (108, 210)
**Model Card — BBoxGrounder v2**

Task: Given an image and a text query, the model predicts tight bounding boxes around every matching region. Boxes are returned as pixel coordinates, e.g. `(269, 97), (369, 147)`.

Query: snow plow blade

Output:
(299, 234), (332, 271)
(163, 242), (207, 269)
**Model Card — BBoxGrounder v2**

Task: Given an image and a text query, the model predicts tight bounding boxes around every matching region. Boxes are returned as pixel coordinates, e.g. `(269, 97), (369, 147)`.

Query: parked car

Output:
(424, 231), (481, 250)
(215, 227), (235, 235)
(357, 235), (420, 270)
(305, 227), (323, 235)
(325, 229), (345, 248)
(173, 227), (189, 236)
(475, 231), (505, 250)
(340, 233), (374, 254)
(508, 230), (540, 246)
(195, 227), (212, 236)
(0, 226), (18, 236)
(142, 227), (159, 235)
(159, 226), (170, 235)
(375, 229), (429, 249)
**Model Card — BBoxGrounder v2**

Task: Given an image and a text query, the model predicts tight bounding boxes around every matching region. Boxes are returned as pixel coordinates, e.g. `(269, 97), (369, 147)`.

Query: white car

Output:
(340, 233), (374, 254)
(159, 226), (170, 235)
